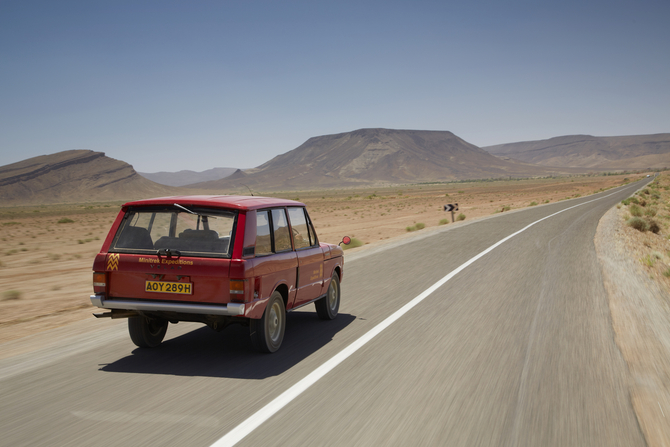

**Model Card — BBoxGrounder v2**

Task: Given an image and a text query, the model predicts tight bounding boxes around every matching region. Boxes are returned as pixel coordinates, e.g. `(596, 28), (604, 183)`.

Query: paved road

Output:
(0, 178), (652, 447)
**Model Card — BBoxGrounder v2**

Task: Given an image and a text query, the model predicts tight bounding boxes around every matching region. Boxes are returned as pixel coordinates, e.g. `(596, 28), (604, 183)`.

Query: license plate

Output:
(145, 281), (193, 295)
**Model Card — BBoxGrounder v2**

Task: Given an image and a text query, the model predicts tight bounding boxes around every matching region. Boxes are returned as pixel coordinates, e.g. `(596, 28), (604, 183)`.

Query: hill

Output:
(190, 128), (569, 191)
(484, 134), (670, 169)
(138, 167), (237, 186)
(0, 150), (179, 205)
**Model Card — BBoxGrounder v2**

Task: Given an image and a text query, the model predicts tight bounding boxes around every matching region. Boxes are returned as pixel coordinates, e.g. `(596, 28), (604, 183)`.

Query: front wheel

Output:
(315, 273), (340, 320)
(128, 316), (168, 348)
(250, 291), (286, 353)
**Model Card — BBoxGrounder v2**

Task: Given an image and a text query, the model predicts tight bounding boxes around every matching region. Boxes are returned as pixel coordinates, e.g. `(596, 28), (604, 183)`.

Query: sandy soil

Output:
(0, 174), (642, 345)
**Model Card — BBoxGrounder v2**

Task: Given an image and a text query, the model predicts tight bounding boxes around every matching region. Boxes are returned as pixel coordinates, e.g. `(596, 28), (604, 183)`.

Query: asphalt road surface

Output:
(0, 178), (653, 447)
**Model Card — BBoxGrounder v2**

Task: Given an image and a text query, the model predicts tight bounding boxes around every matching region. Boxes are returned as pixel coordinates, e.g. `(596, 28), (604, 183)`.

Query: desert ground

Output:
(0, 173), (646, 345)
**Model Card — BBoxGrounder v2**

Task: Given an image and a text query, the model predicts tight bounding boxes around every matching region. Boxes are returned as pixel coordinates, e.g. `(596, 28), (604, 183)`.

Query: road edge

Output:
(595, 204), (670, 447)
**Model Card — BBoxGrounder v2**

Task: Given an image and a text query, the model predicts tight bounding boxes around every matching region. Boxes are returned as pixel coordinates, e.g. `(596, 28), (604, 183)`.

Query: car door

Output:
(251, 208), (298, 307)
(288, 206), (325, 307)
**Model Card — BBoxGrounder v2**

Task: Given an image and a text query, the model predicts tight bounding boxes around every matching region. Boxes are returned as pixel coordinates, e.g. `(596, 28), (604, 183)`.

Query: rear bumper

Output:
(90, 293), (245, 316)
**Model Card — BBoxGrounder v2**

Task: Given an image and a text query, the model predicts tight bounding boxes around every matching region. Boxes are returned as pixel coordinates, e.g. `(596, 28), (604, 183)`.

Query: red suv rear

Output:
(90, 195), (345, 353)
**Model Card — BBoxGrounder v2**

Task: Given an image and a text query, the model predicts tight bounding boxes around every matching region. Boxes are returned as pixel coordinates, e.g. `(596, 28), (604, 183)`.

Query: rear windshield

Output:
(110, 206), (237, 258)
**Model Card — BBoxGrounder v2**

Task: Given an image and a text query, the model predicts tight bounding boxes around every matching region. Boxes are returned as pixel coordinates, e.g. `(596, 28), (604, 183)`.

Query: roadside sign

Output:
(444, 203), (459, 222)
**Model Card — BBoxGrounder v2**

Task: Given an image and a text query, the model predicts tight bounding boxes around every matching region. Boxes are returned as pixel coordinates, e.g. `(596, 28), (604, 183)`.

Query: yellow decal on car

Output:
(107, 253), (119, 271)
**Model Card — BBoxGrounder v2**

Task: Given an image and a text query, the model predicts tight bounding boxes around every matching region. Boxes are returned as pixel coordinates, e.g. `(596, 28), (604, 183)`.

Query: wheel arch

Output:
(274, 282), (289, 310)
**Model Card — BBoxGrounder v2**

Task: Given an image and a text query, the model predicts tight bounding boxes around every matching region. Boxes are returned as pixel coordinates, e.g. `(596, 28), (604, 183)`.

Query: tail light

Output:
(230, 279), (246, 302)
(93, 272), (107, 293)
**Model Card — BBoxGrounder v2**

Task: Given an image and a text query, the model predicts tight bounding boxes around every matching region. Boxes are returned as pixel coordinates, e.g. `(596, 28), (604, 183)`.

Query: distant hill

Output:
(484, 134), (670, 169)
(190, 128), (571, 191)
(138, 167), (237, 186)
(0, 150), (180, 205)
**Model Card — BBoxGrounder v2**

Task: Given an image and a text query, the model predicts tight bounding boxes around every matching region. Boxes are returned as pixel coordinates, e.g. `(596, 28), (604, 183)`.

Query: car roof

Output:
(123, 195), (305, 211)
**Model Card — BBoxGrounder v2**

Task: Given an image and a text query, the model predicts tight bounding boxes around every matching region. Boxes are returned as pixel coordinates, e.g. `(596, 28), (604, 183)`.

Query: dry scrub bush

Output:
(648, 219), (661, 234)
(629, 204), (643, 217)
(406, 223), (426, 232)
(627, 217), (649, 232)
(341, 237), (364, 250)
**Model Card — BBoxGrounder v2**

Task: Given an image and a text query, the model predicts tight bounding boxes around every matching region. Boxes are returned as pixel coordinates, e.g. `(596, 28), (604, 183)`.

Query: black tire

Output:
(315, 273), (340, 320)
(128, 316), (168, 348)
(250, 291), (286, 353)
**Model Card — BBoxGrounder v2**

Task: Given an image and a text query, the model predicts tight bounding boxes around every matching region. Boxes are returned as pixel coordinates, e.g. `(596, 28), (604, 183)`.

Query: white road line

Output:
(211, 185), (636, 447)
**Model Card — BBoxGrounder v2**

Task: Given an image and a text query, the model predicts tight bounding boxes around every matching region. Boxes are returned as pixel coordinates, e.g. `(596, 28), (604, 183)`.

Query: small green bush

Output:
(439, 218), (449, 225)
(645, 207), (658, 217)
(406, 223), (426, 232)
(2, 290), (21, 301)
(57, 218), (74, 224)
(342, 237), (364, 250)
(629, 204), (643, 217)
(641, 254), (655, 267)
(529, 201), (538, 206)
(456, 213), (466, 221)
(627, 217), (649, 232)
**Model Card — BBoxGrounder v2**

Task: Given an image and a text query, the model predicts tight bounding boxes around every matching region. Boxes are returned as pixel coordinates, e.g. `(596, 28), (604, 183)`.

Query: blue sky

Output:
(1, 0), (668, 172)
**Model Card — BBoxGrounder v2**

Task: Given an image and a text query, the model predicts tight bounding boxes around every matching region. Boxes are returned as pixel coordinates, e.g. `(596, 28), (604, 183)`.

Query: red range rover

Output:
(90, 195), (346, 353)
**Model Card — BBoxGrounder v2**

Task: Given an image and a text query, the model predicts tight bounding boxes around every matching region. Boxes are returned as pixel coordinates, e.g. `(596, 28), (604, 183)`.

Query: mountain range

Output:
(1, 129), (667, 205)
(484, 134), (670, 169)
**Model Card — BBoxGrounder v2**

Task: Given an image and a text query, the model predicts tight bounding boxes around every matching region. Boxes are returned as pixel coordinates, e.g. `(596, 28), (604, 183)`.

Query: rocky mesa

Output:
(189, 128), (573, 191)
(0, 150), (178, 205)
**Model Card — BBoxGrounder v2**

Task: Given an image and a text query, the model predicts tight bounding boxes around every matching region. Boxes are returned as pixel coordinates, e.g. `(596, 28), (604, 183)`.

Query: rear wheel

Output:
(315, 273), (340, 320)
(250, 291), (286, 353)
(128, 316), (168, 348)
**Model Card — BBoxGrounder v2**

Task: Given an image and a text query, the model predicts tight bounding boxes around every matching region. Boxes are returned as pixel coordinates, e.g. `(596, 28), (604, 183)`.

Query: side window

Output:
(271, 208), (292, 252)
(288, 207), (311, 249)
(256, 211), (272, 256)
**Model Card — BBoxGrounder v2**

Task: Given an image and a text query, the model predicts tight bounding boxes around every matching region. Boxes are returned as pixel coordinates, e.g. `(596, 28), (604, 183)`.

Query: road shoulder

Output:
(596, 205), (670, 447)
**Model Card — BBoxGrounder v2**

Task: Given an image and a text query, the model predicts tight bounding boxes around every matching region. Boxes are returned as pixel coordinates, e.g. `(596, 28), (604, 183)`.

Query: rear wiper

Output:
(173, 203), (218, 219)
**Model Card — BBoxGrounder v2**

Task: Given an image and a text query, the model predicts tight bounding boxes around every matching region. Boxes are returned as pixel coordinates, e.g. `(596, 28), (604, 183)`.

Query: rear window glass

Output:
(271, 208), (292, 252)
(110, 206), (237, 257)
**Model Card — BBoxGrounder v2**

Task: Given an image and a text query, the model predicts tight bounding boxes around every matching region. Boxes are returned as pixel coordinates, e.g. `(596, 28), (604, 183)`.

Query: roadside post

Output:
(444, 203), (459, 222)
